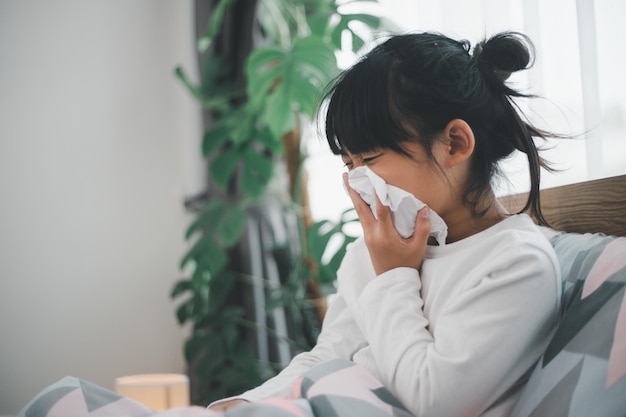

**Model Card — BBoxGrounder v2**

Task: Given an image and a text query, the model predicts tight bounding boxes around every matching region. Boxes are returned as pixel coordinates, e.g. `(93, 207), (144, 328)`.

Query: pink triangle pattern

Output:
(607, 290), (626, 388)
(582, 238), (626, 299)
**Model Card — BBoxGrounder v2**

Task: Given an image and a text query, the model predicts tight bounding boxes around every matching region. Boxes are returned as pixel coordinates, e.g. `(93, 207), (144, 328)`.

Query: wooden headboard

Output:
(499, 174), (626, 237)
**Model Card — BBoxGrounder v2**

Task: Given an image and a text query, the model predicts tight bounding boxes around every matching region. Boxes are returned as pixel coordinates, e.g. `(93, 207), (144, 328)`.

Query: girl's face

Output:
(341, 141), (457, 217)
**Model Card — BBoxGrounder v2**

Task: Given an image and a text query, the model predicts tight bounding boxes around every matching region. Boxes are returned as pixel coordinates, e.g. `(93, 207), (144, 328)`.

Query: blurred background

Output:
(0, 1), (199, 414)
(1, 0), (624, 414)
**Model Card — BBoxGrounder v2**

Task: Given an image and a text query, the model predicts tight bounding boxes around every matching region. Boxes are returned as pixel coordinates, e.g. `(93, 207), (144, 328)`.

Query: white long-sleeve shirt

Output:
(220, 214), (561, 417)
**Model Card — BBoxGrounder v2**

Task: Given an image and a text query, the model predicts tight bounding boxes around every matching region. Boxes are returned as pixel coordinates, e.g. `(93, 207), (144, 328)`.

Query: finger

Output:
(208, 399), (248, 411)
(343, 173), (376, 227)
(413, 207), (432, 242)
(372, 189), (394, 228)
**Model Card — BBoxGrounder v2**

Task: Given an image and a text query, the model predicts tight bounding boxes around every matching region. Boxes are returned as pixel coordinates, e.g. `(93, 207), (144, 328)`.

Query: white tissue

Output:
(347, 166), (448, 245)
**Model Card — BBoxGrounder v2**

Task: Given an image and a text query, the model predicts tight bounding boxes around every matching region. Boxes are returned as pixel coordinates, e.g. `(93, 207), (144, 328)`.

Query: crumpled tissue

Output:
(347, 166), (448, 245)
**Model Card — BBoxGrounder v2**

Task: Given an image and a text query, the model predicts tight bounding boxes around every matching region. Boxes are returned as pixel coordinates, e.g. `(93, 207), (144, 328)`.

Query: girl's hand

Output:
(208, 399), (248, 411)
(344, 173), (431, 275)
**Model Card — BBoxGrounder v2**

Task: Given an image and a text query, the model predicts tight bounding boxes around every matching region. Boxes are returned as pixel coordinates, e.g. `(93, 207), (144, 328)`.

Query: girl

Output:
(211, 31), (561, 417)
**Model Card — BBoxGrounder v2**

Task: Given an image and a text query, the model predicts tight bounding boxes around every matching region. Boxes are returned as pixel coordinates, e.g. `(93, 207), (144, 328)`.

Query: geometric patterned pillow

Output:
(17, 376), (152, 417)
(18, 360), (412, 417)
(511, 232), (626, 417)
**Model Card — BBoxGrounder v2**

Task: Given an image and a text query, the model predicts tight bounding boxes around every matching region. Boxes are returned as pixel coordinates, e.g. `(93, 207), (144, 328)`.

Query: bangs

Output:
(323, 55), (411, 156)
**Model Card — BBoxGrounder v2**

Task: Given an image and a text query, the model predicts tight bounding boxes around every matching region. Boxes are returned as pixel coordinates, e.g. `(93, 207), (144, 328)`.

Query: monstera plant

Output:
(171, 0), (392, 405)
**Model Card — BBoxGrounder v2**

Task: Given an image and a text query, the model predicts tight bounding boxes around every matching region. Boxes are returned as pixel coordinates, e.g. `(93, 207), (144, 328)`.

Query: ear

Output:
(441, 119), (475, 166)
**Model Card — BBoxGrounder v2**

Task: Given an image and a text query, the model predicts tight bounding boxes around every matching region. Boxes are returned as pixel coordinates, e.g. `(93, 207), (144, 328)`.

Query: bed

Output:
(17, 175), (626, 417)
(499, 174), (626, 237)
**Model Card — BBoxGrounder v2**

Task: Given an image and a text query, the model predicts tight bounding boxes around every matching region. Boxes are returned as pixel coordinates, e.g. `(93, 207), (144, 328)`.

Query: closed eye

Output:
(362, 154), (382, 164)
(341, 152), (382, 169)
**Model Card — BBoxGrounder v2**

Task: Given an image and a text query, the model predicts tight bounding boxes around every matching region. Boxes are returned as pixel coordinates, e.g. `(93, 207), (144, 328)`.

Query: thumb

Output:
(414, 207), (431, 241)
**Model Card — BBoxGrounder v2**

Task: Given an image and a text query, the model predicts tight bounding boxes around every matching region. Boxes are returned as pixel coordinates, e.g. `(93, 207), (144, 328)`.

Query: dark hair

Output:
(322, 31), (557, 225)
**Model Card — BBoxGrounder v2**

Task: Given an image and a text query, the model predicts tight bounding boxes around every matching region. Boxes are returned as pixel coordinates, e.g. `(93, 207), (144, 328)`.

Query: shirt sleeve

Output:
(358, 241), (560, 417)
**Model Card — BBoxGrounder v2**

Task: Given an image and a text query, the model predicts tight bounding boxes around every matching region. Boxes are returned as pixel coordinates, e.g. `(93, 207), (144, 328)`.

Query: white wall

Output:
(0, 1), (202, 414)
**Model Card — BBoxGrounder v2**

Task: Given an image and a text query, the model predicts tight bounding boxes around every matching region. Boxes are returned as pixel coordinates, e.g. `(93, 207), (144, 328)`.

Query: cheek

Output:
(380, 170), (434, 203)
(368, 167), (397, 187)
(377, 170), (416, 194)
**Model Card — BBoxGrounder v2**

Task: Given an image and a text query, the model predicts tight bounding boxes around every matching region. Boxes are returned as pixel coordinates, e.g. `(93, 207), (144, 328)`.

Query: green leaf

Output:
(256, 0), (307, 47)
(208, 240), (228, 272)
(307, 220), (335, 260)
(264, 83), (297, 137)
(185, 332), (225, 368)
(185, 200), (245, 247)
(229, 103), (260, 145)
(240, 147), (274, 198)
(246, 45), (286, 104)
(247, 36), (339, 137)
(174, 67), (204, 102)
(223, 324), (239, 349)
(180, 233), (208, 270)
(290, 35), (339, 95)
(330, 13), (382, 52)
(254, 125), (283, 153)
(184, 201), (220, 241)
(170, 280), (192, 299)
(344, 13), (382, 29)
(325, 235), (357, 273)
(207, 271), (236, 314)
(307, 10), (333, 37)
(215, 204), (246, 246)
(180, 234), (227, 274)
(175, 56), (240, 113)
(202, 122), (231, 157)
(307, 208), (360, 287)
(175, 297), (195, 325)
(196, 340), (226, 376)
(210, 147), (240, 188)
(197, 0), (238, 52)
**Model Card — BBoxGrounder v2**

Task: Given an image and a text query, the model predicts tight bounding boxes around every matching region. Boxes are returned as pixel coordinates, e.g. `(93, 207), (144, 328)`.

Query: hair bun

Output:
(473, 32), (534, 82)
